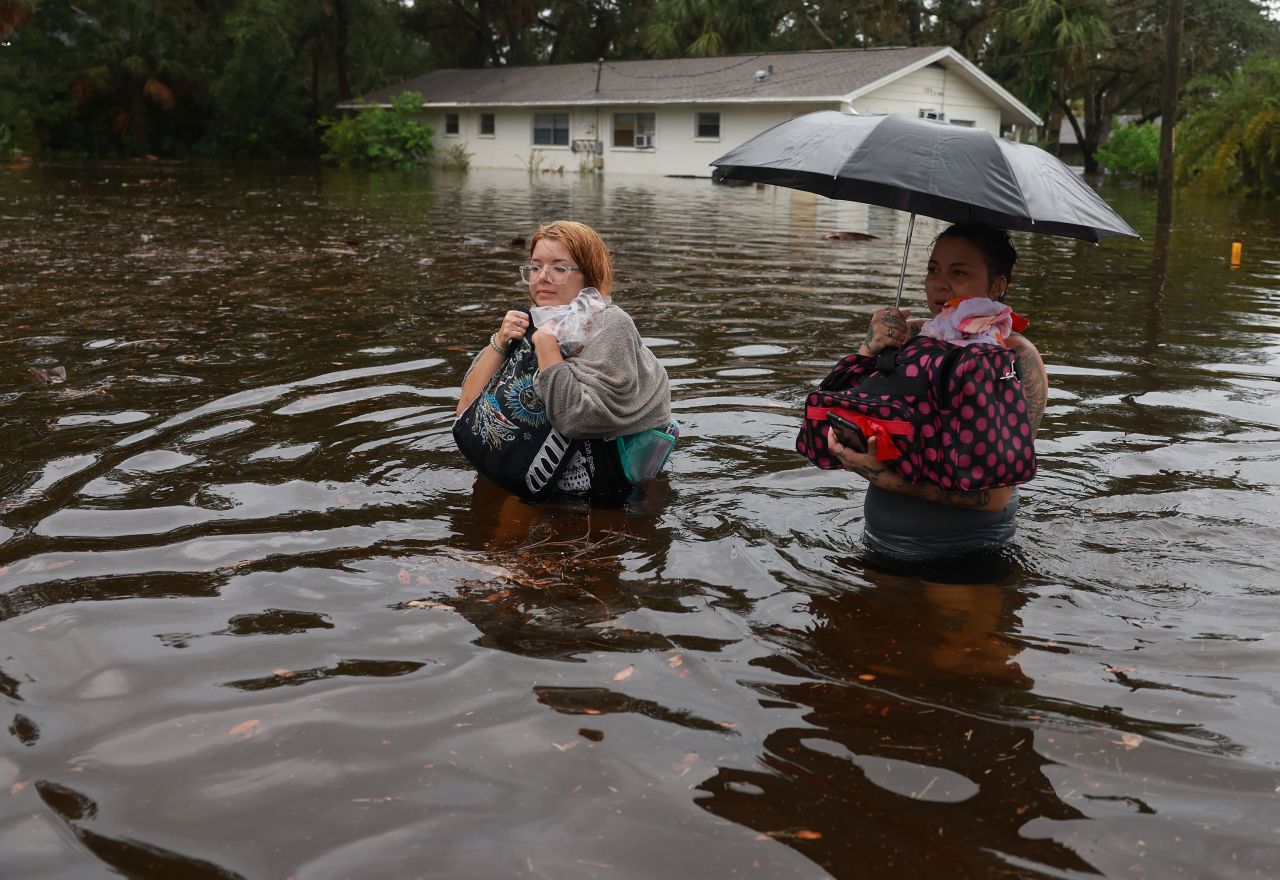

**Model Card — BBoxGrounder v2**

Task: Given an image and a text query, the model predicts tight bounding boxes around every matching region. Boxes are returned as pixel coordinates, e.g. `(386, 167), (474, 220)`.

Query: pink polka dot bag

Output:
(795, 335), (1037, 491)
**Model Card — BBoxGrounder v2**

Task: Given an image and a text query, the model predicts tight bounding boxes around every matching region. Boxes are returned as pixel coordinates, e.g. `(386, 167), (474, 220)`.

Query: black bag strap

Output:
(855, 371), (931, 397)
(853, 342), (930, 398)
(496, 305), (532, 360)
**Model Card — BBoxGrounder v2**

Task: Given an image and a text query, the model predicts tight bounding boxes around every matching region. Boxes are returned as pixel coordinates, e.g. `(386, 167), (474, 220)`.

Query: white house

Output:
(342, 47), (1042, 177)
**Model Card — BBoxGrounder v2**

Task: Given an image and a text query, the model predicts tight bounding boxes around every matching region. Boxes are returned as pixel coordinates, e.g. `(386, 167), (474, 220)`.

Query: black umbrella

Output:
(711, 110), (1139, 306)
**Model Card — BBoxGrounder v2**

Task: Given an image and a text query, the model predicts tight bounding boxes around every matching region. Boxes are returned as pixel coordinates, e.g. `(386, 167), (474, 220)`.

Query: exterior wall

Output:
(430, 103), (835, 176)
(432, 108), (562, 171)
(430, 107), (595, 172)
(424, 69), (1006, 177)
(848, 65), (1001, 135)
(599, 104), (831, 177)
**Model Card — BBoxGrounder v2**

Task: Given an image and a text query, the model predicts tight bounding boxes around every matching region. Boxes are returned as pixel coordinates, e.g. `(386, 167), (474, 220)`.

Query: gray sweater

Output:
(462, 304), (671, 440)
(534, 305), (671, 439)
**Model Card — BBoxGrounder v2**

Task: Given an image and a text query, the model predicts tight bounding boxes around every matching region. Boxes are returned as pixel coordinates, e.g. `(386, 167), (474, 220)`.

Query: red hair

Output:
(529, 221), (614, 296)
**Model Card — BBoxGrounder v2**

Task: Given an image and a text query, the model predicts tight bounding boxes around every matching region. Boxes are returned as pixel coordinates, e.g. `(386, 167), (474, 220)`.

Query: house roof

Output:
(343, 47), (1042, 128)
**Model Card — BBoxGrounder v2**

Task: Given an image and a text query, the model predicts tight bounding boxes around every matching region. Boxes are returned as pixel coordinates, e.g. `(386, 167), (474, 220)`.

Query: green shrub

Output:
(434, 142), (472, 171)
(319, 92), (433, 169)
(1096, 119), (1159, 181)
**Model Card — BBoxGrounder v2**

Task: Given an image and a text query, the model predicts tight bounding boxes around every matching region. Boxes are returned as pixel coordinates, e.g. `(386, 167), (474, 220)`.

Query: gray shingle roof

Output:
(349, 47), (945, 107)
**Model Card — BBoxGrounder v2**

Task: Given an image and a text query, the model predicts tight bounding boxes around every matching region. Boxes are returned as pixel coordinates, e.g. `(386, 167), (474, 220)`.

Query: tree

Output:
(536, 0), (654, 63)
(644, 0), (781, 57)
(0, 0), (40, 39)
(990, 0), (1115, 171)
(1177, 51), (1280, 198)
(401, 0), (543, 68)
(203, 0), (431, 156)
(3, 0), (1276, 162)
(7, 0), (210, 156)
(0, 0), (430, 157)
(203, 0), (313, 156)
(928, 0), (1001, 60)
(765, 0), (929, 51)
(0, 0), (66, 154)
(987, 0), (1279, 172)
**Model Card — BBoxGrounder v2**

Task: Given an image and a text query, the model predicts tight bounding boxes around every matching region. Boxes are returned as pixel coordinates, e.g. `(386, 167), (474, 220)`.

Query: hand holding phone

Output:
(826, 413), (868, 454)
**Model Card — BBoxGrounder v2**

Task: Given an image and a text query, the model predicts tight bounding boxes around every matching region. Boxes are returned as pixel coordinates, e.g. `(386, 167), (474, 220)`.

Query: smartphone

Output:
(826, 413), (868, 453)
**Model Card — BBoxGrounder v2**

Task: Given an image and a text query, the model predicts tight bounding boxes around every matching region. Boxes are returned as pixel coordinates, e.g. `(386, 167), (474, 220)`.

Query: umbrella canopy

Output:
(710, 110), (1139, 243)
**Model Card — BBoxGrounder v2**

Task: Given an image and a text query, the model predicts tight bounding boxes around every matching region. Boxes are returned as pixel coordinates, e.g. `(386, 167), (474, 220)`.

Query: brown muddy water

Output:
(1, 163), (1279, 879)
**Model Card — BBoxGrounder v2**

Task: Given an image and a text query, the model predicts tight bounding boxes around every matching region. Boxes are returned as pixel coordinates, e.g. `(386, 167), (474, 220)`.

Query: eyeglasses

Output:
(519, 263), (582, 284)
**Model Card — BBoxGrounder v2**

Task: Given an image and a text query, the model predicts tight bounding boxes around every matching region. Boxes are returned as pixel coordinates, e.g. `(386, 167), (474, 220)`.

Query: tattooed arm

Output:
(858, 307), (914, 357)
(1006, 333), (1048, 436)
(826, 427), (1015, 513)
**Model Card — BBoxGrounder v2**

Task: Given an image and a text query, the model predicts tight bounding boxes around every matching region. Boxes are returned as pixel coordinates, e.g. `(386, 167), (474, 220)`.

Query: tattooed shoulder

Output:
(1008, 334), (1047, 435)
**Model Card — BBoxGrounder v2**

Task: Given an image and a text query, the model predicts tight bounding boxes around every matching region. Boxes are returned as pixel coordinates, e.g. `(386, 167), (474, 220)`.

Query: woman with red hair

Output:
(456, 221), (673, 501)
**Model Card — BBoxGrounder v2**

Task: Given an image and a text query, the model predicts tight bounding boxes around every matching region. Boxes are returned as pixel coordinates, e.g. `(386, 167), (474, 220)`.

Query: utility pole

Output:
(1156, 0), (1185, 228)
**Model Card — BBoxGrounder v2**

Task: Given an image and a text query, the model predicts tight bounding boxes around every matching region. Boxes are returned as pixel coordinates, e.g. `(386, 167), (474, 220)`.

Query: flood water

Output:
(2, 162), (1279, 879)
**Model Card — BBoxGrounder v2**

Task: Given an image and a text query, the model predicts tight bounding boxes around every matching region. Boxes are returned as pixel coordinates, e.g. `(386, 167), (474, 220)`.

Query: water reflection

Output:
(33, 778), (246, 880)
(697, 564), (1096, 878)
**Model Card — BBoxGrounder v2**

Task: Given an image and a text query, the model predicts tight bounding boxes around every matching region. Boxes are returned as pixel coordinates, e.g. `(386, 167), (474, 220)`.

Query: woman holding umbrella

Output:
(824, 224), (1048, 561)
(712, 111), (1135, 561)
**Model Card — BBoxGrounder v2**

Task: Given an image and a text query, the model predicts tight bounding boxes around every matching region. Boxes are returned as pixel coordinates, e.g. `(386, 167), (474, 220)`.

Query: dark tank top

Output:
(862, 483), (1018, 561)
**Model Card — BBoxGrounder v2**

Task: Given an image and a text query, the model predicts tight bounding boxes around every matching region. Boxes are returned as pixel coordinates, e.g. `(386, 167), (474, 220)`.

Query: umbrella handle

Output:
(894, 211), (917, 310)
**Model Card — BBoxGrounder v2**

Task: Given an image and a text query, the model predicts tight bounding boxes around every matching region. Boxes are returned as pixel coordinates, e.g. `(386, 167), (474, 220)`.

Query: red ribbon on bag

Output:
(806, 406), (912, 461)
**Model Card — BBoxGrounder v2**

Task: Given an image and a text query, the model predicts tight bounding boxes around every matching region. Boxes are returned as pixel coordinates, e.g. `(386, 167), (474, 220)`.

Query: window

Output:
(533, 113), (569, 146)
(445, 112), (460, 135)
(918, 109), (945, 122)
(695, 111), (720, 139)
(479, 113), (495, 137)
(950, 119), (975, 128)
(614, 112), (656, 148)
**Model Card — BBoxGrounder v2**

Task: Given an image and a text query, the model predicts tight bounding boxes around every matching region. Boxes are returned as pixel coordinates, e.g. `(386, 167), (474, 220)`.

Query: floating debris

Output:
(29, 365), (66, 384)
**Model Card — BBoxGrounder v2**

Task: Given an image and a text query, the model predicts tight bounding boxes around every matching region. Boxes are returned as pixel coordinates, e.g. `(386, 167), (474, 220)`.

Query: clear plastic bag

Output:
(530, 287), (611, 357)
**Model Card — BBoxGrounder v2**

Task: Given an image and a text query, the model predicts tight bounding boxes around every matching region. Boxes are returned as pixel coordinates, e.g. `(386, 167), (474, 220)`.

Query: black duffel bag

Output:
(452, 316), (630, 502)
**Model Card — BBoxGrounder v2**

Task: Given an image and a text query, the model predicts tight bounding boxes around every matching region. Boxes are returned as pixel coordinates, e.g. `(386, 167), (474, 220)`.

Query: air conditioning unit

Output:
(634, 134), (653, 149)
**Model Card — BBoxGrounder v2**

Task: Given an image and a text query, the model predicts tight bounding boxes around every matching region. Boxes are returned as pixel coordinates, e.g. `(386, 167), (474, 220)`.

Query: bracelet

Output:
(489, 332), (506, 355)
